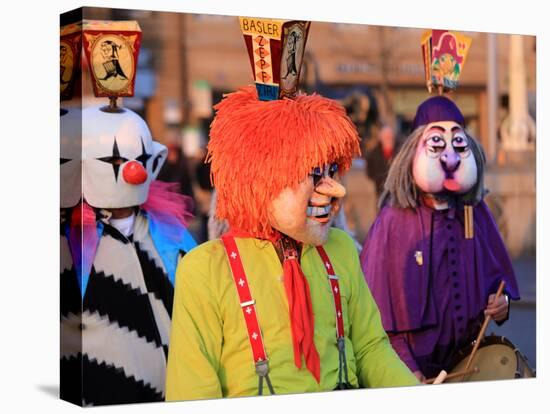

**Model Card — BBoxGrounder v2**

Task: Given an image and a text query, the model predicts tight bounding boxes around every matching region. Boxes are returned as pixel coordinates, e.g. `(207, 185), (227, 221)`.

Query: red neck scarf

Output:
(226, 229), (321, 382)
(278, 236), (321, 383)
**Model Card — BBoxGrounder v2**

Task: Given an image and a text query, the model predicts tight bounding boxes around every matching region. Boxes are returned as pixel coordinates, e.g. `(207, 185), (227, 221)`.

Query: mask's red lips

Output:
(443, 178), (461, 192)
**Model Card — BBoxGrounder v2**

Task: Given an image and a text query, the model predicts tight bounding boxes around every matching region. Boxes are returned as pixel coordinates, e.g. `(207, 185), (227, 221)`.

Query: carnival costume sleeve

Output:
(360, 205), (436, 334)
(342, 230), (419, 388)
(165, 243), (224, 400)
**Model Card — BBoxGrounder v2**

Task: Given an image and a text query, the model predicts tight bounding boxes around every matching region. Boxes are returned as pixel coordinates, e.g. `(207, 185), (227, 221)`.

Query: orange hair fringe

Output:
(207, 86), (361, 239)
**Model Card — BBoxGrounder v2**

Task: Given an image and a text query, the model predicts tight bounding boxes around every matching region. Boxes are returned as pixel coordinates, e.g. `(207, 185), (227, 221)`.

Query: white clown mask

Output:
(82, 106), (167, 209)
(60, 107), (83, 208)
(412, 120), (477, 195)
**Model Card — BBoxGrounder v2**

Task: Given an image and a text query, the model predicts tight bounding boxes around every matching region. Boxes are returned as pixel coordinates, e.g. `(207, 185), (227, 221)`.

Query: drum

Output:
(446, 335), (535, 382)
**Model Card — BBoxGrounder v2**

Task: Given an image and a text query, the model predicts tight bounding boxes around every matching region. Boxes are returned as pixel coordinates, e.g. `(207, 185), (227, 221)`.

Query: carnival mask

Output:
(413, 120), (477, 195)
(60, 107), (83, 208)
(269, 163), (346, 246)
(81, 106), (167, 208)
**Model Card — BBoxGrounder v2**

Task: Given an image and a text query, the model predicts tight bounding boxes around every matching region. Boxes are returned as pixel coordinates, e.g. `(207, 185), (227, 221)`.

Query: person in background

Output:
(365, 124), (398, 198)
(193, 149), (214, 243)
(157, 143), (195, 201)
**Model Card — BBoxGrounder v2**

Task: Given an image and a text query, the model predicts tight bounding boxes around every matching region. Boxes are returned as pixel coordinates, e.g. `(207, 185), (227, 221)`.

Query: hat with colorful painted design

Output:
(421, 29), (472, 94)
(60, 22), (83, 101)
(81, 20), (142, 110)
(239, 17), (311, 101)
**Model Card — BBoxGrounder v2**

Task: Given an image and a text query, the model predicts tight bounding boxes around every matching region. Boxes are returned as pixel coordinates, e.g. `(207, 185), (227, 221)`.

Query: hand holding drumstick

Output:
(485, 287), (509, 322)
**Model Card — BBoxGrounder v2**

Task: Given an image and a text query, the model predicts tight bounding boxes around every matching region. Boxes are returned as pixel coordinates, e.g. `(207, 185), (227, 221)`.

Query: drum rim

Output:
(450, 335), (516, 368)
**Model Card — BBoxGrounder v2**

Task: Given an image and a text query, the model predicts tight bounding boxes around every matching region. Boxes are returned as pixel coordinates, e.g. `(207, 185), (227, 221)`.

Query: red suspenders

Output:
(316, 246), (345, 339)
(221, 235), (274, 395)
(221, 235), (268, 363)
(221, 235), (347, 393)
(316, 245), (350, 388)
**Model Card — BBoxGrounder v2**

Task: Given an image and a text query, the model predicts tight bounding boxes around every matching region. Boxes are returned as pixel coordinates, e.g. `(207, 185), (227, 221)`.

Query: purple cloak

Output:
(360, 201), (520, 376)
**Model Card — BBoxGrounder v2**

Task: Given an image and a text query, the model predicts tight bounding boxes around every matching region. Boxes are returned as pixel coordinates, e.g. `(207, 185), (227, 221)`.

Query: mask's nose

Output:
(315, 176), (346, 199)
(122, 161), (148, 185)
(440, 151), (461, 173)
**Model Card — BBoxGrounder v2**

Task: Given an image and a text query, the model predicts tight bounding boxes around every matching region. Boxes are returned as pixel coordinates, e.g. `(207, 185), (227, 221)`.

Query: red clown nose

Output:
(122, 161), (148, 185)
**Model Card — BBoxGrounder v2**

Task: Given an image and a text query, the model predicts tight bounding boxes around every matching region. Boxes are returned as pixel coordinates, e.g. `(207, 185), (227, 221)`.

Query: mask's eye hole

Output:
(95, 138), (128, 180)
(97, 155), (127, 165)
(452, 136), (470, 155)
(425, 135), (446, 158)
(310, 166), (323, 187)
(328, 163), (338, 178)
(426, 135), (445, 151)
(427, 136), (444, 145)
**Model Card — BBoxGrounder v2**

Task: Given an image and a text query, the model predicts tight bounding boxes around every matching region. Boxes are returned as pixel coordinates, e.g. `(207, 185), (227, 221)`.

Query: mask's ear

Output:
(150, 142), (168, 180)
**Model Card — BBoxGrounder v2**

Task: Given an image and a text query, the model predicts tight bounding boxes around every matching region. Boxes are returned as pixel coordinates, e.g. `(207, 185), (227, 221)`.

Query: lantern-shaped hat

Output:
(415, 28), (473, 128)
(81, 20), (142, 103)
(60, 22), (83, 101)
(239, 17), (311, 101)
(421, 29), (472, 93)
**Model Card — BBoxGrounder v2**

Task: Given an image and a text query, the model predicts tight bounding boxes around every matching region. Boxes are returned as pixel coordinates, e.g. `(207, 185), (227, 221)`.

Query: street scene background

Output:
(66, 7), (537, 372)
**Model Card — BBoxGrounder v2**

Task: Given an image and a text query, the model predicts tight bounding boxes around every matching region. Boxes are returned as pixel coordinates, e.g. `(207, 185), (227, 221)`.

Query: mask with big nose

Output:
(412, 121), (477, 196)
(269, 163), (346, 246)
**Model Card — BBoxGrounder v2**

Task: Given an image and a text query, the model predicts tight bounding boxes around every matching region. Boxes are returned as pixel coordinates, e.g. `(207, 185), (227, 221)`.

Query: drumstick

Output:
(431, 370), (448, 385)
(461, 280), (506, 380)
(424, 366), (479, 384)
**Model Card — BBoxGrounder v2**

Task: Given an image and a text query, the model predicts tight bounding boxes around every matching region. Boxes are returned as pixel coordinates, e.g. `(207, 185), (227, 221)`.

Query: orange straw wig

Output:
(207, 85), (361, 239)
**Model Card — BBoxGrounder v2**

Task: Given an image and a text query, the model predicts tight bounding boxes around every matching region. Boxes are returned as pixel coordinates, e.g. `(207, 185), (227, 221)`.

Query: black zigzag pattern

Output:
(134, 241), (175, 317)
(102, 224), (132, 244)
(62, 353), (164, 406)
(60, 354), (83, 406)
(61, 267), (82, 317)
(83, 271), (163, 347)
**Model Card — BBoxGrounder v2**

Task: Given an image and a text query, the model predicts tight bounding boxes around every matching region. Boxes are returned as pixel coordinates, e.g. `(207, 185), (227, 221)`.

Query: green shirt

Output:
(166, 228), (418, 400)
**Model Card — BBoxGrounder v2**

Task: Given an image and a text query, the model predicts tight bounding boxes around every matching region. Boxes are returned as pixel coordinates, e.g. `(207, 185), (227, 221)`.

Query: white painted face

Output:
(60, 107), (83, 208)
(82, 106), (167, 209)
(268, 163), (346, 246)
(412, 121), (477, 195)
